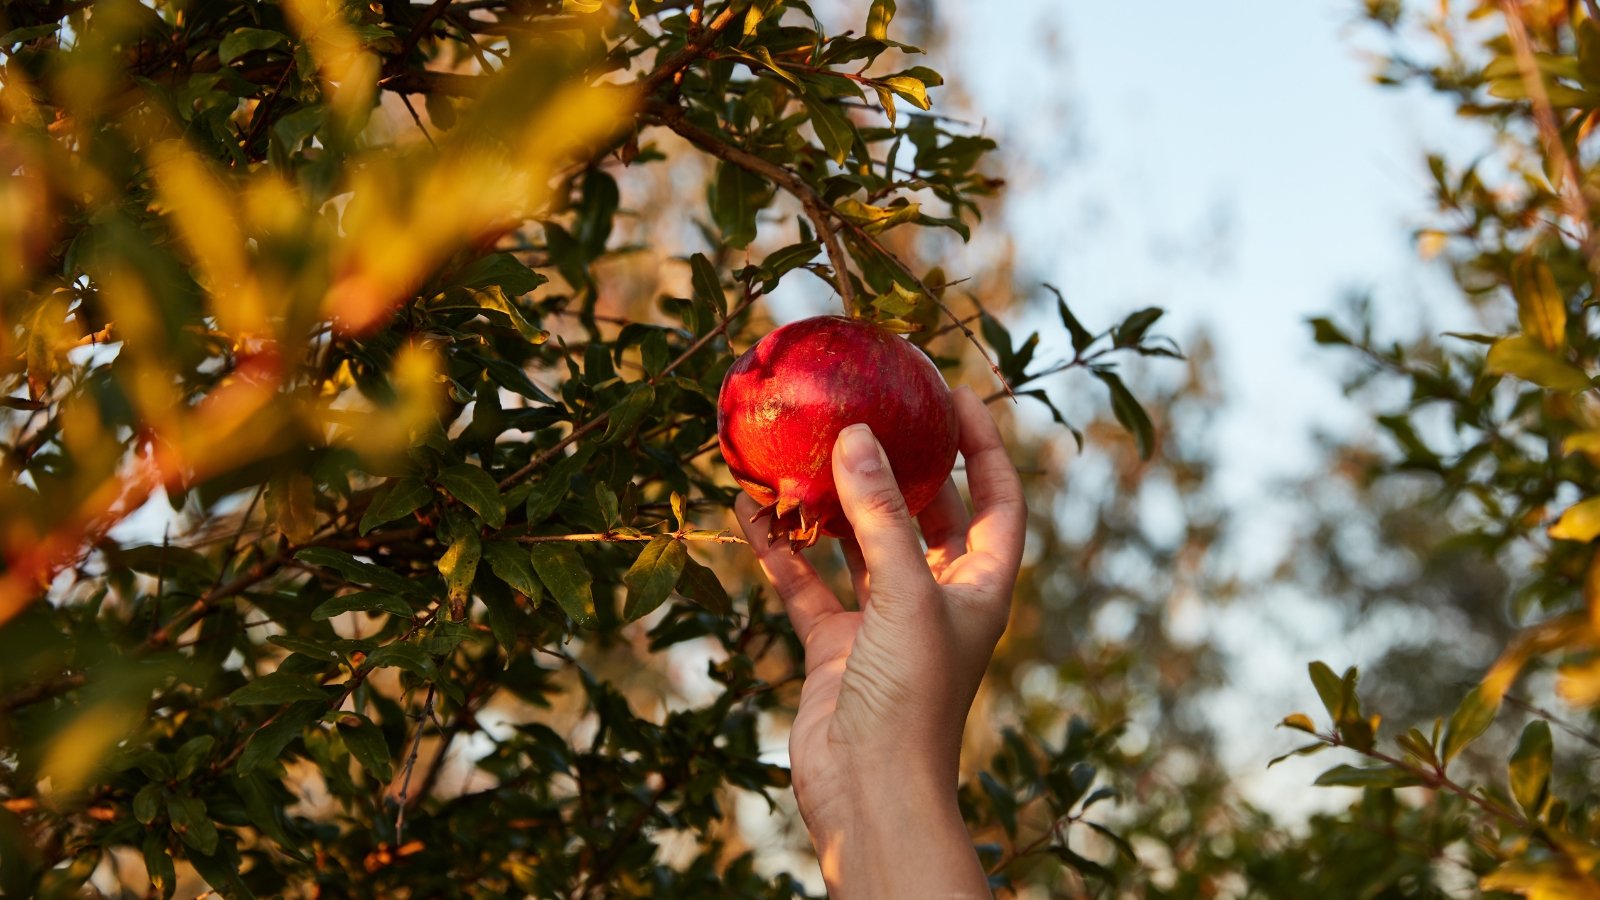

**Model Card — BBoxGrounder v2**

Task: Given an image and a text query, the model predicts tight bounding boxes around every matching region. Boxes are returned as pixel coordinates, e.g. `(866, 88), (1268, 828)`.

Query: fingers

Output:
(916, 478), (969, 578)
(831, 424), (938, 601)
(839, 537), (871, 604)
(952, 385), (1026, 579)
(735, 493), (843, 641)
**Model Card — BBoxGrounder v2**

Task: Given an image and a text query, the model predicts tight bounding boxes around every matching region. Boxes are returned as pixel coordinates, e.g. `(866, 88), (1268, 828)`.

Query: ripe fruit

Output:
(717, 315), (958, 549)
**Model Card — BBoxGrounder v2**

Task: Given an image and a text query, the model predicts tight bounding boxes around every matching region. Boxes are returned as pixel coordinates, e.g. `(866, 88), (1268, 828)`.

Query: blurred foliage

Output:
(0, 0), (1181, 896)
(1258, 0), (1600, 897)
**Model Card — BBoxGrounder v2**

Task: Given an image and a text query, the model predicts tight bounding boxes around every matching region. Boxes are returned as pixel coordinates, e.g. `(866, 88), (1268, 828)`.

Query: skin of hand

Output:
(734, 385), (1026, 899)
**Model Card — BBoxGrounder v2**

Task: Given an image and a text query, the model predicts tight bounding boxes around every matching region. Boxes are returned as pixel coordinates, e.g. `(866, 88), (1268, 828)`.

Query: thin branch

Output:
(1499, 690), (1600, 753)
(514, 531), (745, 544)
(1499, 0), (1600, 278)
(401, 0), (456, 61)
(639, 2), (741, 97)
(649, 101), (1013, 397)
(497, 290), (758, 490)
(835, 220), (1014, 399)
(395, 683), (438, 843)
(646, 102), (857, 309)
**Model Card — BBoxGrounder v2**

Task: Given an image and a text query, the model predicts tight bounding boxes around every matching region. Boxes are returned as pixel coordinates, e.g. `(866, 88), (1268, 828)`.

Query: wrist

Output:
(801, 764), (989, 900)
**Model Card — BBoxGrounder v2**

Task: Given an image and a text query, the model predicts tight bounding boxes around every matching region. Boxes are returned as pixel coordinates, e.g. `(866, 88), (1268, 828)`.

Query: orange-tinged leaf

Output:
(1551, 496), (1600, 542)
(1512, 253), (1567, 352)
(1487, 335), (1591, 392)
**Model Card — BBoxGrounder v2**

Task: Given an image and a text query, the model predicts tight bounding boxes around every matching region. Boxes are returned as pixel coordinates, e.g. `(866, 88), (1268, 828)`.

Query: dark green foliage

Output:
(0, 0), (1170, 896)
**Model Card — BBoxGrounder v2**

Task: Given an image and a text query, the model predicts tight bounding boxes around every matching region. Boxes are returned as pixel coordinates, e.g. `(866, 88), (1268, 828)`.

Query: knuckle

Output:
(855, 484), (909, 521)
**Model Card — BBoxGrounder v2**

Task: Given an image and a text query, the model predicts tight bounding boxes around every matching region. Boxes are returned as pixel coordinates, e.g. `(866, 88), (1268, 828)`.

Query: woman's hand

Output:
(735, 385), (1026, 899)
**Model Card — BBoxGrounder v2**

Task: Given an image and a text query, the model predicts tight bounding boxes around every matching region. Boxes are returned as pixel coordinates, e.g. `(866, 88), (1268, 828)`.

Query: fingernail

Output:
(838, 424), (884, 475)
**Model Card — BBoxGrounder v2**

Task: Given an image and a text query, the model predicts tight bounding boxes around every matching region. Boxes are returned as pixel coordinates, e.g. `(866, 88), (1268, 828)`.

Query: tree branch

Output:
(649, 101), (1014, 397)
(1499, 0), (1600, 278)
(513, 531), (744, 544)
(639, 2), (742, 97)
(645, 102), (858, 310)
(497, 289), (758, 490)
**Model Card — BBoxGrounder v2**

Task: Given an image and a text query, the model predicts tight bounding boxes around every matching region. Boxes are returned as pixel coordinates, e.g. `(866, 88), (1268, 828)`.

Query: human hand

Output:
(735, 385), (1026, 899)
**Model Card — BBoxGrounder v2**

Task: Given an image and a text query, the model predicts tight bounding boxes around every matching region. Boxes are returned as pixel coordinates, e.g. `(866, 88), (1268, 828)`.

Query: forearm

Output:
(805, 771), (991, 900)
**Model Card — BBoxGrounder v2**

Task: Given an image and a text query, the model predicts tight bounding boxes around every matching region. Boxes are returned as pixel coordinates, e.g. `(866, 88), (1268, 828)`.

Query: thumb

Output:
(832, 424), (937, 595)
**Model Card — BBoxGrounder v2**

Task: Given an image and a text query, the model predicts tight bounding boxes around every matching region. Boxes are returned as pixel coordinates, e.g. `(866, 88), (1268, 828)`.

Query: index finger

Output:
(953, 385), (1026, 577)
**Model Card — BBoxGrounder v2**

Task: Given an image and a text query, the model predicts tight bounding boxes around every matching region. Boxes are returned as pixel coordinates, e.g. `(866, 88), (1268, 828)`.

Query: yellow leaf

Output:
(1512, 253), (1568, 352)
(1487, 335), (1591, 392)
(1482, 860), (1600, 900)
(1416, 229), (1448, 260)
(1551, 496), (1600, 542)
(1558, 656), (1600, 706)
(1564, 431), (1600, 464)
(1279, 713), (1317, 733)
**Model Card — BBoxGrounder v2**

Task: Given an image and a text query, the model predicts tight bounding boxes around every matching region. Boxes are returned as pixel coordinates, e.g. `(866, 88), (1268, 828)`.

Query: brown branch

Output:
(401, 0), (456, 60)
(514, 531), (744, 544)
(646, 102), (858, 310)
(648, 101), (1013, 398)
(836, 222), (1014, 399)
(395, 683), (438, 843)
(1500, 0), (1600, 278)
(639, 2), (742, 97)
(497, 290), (758, 490)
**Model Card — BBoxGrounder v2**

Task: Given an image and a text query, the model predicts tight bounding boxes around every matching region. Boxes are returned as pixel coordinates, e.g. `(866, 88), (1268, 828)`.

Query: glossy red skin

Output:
(717, 315), (958, 545)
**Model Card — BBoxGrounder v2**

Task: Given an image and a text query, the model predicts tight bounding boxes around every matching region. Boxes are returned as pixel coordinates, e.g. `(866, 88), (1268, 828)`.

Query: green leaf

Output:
(689, 253), (727, 320)
(804, 97), (854, 165)
(1307, 661), (1347, 722)
(676, 554), (731, 614)
(312, 591), (414, 621)
(978, 771), (1017, 837)
(623, 537), (688, 622)
(365, 642), (435, 677)
(1486, 335), (1591, 392)
(1094, 371), (1156, 459)
(711, 164), (770, 250)
(229, 671), (328, 706)
(1442, 685), (1500, 766)
(174, 735), (215, 780)
(166, 795), (219, 855)
(483, 541), (541, 601)
(359, 478), (433, 535)
(338, 715), (394, 782)
(143, 836), (177, 899)
(1267, 742), (1329, 767)
(1313, 763), (1424, 789)
(295, 547), (421, 597)
(187, 842), (256, 900)
(1307, 317), (1351, 345)
(528, 544), (596, 627)
(1045, 284), (1094, 352)
(437, 464), (505, 528)
(1112, 307), (1163, 348)
(134, 783), (163, 825)
(1509, 719), (1552, 815)
(1085, 822), (1136, 863)
(602, 384), (656, 445)
(219, 28), (287, 64)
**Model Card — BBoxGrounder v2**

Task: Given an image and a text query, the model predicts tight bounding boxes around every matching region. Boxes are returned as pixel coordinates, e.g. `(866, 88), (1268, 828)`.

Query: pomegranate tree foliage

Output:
(0, 0), (1181, 896)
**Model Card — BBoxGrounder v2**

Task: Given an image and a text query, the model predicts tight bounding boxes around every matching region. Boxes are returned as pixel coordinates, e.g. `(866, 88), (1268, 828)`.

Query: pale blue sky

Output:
(942, 0), (1492, 812)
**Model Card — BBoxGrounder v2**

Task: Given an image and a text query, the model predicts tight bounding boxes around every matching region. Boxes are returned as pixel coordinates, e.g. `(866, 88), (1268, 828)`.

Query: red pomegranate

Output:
(717, 315), (958, 549)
